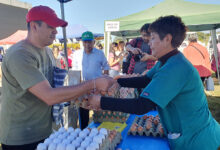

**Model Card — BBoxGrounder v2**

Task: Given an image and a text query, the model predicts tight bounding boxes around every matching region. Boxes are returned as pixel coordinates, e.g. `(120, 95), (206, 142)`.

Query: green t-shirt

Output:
(0, 40), (55, 145)
(141, 53), (220, 150)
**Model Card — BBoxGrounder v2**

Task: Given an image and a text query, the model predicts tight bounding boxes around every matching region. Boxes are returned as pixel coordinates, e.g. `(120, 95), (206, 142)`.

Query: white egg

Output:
(70, 132), (78, 138)
(66, 144), (76, 150)
(82, 128), (90, 135)
(99, 128), (108, 136)
(58, 127), (66, 133)
(54, 132), (60, 136)
(58, 134), (65, 139)
(49, 133), (56, 139)
(84, 137), (92, 143)
(97, 134), (105, 141)
(79, 131), (86, 139)
(74, 128), (81, 134)
(48, 143), (57, 150)
(81, 140), (90, 148)
(93, 136), (102, 144)
(44, 138), (52, 146)
(62, 139), (71, 145)
(72, 140), (80, 148)
(56, 143), (66, 150)
(77, 147), (85, 150)
(62, 132), (69, 138)
(89, 142), (99, 149)
(53, 138), (61, 144)
(36, 143), (47, 150)
(67, 127), (74, 133)
(75, 137), (83, 143)
(67, 135), (76, 141)
(90, 128), (98, 135)
(86, 146), (96, 150)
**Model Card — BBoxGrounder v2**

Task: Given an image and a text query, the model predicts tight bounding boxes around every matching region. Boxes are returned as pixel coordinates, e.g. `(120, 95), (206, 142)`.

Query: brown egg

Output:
(138, 126), (143, 132)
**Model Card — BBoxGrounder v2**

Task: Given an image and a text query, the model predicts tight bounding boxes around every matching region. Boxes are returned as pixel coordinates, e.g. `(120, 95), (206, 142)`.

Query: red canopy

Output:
(0, 30), (27, 45)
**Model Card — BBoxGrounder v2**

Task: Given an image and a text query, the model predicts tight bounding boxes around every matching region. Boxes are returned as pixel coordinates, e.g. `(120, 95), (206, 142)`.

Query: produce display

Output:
(37, 127), (121, 150)
(128, 115), (165, 137)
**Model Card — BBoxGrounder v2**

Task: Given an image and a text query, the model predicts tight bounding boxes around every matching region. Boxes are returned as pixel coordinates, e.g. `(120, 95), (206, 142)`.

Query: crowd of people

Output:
(0, 5), (219, 150)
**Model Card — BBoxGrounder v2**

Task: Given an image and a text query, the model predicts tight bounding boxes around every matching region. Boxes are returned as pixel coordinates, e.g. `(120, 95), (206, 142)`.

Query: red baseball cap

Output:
(26, 5), (68, 28)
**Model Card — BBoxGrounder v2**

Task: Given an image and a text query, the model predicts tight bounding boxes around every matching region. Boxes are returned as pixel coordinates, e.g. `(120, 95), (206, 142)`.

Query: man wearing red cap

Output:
(0, 5), (113, 150)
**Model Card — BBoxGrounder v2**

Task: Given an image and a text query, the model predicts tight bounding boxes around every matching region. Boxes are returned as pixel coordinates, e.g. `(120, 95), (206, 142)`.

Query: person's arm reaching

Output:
(117, 75), (151, 88)
(29, 76), (115, 106)
(88, 95), (156, 115)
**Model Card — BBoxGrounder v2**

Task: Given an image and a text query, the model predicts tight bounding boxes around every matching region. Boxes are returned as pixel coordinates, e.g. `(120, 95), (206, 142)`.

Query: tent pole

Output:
(211, 30), (220, 84)
(104, 31), (111, 59)
(60, 2), (69, 70)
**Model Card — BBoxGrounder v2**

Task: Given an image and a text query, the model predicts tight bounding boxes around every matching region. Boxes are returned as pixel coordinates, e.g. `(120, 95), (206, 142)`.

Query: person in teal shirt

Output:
(88, 15), (220, 150)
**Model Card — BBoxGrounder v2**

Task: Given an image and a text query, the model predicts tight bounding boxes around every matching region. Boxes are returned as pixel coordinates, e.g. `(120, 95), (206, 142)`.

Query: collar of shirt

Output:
(158, 49), (179, 66)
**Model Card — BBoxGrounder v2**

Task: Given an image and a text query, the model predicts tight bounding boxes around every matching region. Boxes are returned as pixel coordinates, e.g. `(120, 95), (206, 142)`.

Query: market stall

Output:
(104, 0), (220, 83)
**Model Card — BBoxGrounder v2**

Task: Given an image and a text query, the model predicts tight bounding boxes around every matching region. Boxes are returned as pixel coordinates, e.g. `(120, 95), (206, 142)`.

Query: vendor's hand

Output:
(95, 76), (116, 94)
(140, 53), (157, 61)
(88, 94), (101, 110)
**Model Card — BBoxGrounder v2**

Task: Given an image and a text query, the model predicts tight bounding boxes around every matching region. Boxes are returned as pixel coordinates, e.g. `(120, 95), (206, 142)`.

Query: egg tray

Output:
(37, 127), (122, 150)
(93, 110), (130, 123)
(128, 115), (165, 138)
(93, 86), (137, 123)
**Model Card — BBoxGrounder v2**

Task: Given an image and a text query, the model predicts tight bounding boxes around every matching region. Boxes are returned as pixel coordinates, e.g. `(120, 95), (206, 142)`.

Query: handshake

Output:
(75, 73), (143, 111)
(74, 76), (120, 111)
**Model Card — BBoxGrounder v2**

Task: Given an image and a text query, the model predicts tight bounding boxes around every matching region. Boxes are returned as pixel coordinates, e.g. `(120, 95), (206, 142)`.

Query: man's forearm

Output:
(29, 80), (94, 106)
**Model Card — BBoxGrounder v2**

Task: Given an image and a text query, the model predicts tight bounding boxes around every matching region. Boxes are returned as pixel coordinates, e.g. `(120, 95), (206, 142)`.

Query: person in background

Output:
(0, 6), (113, 150)
(125, 23), (156, 74)
(183, 33), (212, 82)
(108, 42), (124, 77)
(72, 31), (110, 129)
(211, 38), (220, 78)
(52, 46), (62, 68)
(95, 41), (103, 50)
(118, 41), (125, 52)
(88, 15), (220, 150)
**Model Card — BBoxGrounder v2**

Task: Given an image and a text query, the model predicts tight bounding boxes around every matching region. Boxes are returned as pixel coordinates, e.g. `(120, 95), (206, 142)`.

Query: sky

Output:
(19, 0), (220, 34)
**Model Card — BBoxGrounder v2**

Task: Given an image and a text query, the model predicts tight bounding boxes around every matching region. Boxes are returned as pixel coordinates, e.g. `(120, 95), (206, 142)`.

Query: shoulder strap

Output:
(190, 45), (205, 59)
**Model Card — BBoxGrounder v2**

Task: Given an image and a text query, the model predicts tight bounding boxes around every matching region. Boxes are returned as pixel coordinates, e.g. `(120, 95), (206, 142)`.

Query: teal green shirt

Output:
(141, 52), (220, 150)
(0, 40), (54, 145)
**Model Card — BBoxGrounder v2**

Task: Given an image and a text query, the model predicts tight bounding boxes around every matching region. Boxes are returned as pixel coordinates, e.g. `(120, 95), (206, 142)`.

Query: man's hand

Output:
(107, 82), (120, 96)
(140, 53), (157, 61)
(95, 76), (116, 94)
(88, 94), (101, 110)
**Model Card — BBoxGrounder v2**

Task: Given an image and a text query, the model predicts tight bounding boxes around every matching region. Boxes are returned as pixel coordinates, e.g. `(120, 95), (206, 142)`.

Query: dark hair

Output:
(112, 42), (118, 48)
(188, 33), (198, 43)
(119, 41), (125, 45)
(149, 15), (187, 48)
(27, 21), (43, 31)
(140, 23), (150, 33)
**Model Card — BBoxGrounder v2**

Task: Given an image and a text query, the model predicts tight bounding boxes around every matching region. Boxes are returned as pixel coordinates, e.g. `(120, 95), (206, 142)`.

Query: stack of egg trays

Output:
(93, 110), (129, 123)
(128, 116), (164, 138)
(93, 87), (130, 123)
(107, 130), (122, 150)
